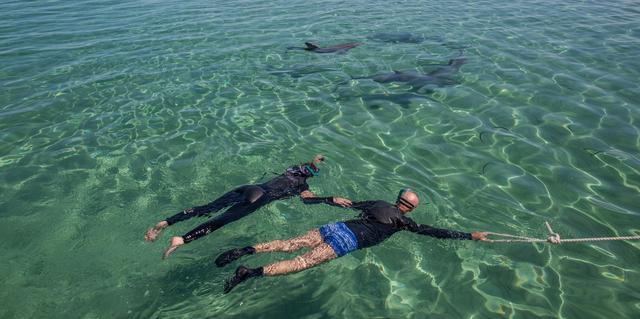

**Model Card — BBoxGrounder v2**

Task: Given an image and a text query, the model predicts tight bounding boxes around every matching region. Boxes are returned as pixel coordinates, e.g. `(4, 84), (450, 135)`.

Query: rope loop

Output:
(547, 233), (561, 244)
(544, 222), (561, 244)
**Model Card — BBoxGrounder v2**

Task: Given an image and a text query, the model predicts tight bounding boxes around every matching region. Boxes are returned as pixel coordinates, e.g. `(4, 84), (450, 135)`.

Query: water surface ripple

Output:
(1, 0), (639, 318)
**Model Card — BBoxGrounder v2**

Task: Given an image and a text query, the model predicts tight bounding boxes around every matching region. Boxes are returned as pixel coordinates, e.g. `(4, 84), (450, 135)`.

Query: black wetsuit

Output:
(165, 163), (327, 243)
(344, 200), (471, 249)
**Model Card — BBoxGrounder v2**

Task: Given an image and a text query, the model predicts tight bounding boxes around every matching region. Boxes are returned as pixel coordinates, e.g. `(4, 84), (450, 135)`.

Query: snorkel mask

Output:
(396, 188), (416, 210)
(286, 163), (320, 177)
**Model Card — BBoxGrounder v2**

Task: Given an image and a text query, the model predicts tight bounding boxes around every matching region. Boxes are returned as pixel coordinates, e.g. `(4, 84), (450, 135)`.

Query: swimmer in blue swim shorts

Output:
(216, 189), (488, 293)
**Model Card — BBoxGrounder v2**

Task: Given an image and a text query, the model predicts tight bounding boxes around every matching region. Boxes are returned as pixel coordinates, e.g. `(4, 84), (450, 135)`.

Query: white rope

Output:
(484, 222), (640, 244)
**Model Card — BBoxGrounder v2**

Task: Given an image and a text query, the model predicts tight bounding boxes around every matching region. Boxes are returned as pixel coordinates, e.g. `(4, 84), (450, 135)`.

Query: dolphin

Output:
(353, 57), (467, 90)
(367, 32), (444, 44)
(287, 42), (363, 54)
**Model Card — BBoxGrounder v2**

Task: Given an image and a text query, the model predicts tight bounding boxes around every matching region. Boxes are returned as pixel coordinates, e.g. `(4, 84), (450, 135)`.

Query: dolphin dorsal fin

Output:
(305, 42), (319, 50)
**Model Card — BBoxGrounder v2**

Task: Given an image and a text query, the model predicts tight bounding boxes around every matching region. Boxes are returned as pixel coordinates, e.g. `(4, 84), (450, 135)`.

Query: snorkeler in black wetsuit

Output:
(144, 155), (352, 259)
(216, 189), (487, 293)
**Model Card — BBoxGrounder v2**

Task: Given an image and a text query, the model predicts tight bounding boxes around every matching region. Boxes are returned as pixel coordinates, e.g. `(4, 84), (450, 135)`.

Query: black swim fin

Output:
(223, 266), (264, 294)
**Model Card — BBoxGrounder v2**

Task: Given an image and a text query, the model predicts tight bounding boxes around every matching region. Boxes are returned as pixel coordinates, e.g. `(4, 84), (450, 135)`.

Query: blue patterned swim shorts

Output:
(319, 222), (359, 257)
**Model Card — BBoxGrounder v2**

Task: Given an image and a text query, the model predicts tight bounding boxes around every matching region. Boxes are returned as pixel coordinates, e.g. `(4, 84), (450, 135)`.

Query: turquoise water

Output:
(1, 0), (639, 317)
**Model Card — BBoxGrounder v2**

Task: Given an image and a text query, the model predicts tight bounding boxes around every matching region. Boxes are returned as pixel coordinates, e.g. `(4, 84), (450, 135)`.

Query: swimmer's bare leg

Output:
(223, 243), (337, 293)
(162, 236), (185, 259)
(263, 242), (337, 276)
(145, 221), (168, 242)
(255, 229), (322, 253)
(215, 229), (322, 267)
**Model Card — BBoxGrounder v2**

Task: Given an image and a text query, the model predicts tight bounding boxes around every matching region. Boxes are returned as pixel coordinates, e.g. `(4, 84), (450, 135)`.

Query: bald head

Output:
(396, 189), (419, 213)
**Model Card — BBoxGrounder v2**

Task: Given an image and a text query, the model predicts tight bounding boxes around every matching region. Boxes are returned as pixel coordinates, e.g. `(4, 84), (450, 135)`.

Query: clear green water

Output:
(1, 0), (639, 318)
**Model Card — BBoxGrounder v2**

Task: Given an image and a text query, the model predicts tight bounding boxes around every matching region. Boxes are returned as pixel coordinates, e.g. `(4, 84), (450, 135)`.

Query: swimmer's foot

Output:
(145, 221), (168, 242)
(224, 266), (264, 294)
(215, 246), (256, 267)
(162, 236), (185, 259)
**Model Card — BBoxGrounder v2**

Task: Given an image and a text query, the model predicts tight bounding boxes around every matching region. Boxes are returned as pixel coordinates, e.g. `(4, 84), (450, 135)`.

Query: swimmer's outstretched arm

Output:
(401, 217), (487, 240)
(300, 190), (352, 207)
